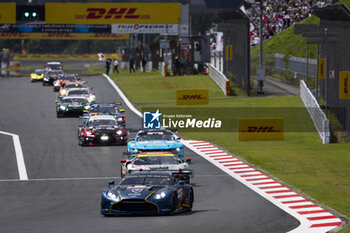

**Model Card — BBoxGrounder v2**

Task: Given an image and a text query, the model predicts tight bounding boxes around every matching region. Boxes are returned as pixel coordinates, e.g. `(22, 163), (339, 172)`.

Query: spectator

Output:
(113, 58), (119, 74)
(247, 0), (332, 46)
(141, 57), (147, 72)
(129, 57), (135, 73)
(105, 58), (111, 75)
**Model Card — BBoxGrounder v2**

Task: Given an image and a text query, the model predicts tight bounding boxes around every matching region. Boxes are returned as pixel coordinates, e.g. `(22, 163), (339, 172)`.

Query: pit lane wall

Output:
(208, 63), (230, 96)
(300, 80), (330, 144)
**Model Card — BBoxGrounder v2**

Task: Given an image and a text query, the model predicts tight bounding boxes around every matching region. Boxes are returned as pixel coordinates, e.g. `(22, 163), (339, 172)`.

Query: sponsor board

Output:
(318, 58), (326, 79)
(0, 3), (16, 24)
(238, 118), (284, 141)
(0, 24), (111, 33)
(339, 71), (350, 99)
(46, 3), (180, 24)
(176, 89), (209, 105)
(0, 32), (129, 40)
(112, 24), (178, 35)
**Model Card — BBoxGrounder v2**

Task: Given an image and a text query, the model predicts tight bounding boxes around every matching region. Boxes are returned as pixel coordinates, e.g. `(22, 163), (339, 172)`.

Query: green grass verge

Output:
(109, 69), (246, 104)
(109, 68), (350, 232)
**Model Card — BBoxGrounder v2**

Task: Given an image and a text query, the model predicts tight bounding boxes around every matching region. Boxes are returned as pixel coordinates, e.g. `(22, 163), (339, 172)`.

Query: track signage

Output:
(0, 32), (129, 40)
(45, 3), (180, 24)
(238, 118), (284, 141)
(0, 3), (16, 24)
(339, 71), (350, 99)
(176, 89), (209, 105)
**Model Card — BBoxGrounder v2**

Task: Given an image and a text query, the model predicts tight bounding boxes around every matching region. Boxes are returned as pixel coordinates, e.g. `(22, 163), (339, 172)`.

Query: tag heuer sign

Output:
(159, 39), (170, 49)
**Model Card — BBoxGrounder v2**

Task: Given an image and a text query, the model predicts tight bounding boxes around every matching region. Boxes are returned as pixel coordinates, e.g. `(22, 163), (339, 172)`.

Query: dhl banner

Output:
(339, 71), (350, 99)
(0, 3), (16, 24)
(176, 89), (209, 105)
(318, 58), (326, 79)
(238, 118), (284, 141)
(46, 3), (180, 24)
(0, 32), (129, 40)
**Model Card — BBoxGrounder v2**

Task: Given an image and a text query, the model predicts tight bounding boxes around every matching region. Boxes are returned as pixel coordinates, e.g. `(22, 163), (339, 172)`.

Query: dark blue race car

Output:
(100, 171), (194, 216)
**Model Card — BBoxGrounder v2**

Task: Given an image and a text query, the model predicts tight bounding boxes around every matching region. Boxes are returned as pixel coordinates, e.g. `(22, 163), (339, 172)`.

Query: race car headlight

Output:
(84, 105), (90, 110)
(117, 117), (124, 122)
(176, 147), (181, 152)
(106, 191), (119, 200)
(116, 130), (123, 135)
(60, 105), (66, 110)
(44, 77), (49, 81)
(154, 191), (167, 199)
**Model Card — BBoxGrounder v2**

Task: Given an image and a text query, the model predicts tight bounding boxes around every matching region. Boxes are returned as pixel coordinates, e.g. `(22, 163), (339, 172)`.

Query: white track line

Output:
(102, 74), (344, 233)
(0, 131), (28, 180)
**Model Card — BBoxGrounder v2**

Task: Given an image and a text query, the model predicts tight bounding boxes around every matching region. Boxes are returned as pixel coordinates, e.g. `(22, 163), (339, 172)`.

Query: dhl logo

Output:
(0, 32), (29, 38)
(76, 8), (150, 20)
(179, 95), (206, 100)
(243, 126), (281, 133)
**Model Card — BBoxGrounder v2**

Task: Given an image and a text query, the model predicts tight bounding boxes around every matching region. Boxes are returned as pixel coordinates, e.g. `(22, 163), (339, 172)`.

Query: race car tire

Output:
(56, 113), (62, 118)
(78, 137), (87, 146)
(168, 194), (178, 215)
(186, 188), (194, 212)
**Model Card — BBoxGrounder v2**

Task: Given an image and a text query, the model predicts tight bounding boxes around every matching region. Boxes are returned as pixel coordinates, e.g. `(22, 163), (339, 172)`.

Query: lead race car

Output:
(100, 171), (194, 216)
(78, 115), (128, 146)
(120, 152), (192, 182)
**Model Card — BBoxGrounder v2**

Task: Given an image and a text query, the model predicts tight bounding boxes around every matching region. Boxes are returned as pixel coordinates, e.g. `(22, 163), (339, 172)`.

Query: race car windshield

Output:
(62, 75), (76, 81)
(133, 156), (180, 165)
(65, 84), (83, 89)
(88, 119), (117, 127)
(48, 71), (63, 76)
(68, 89), (89, 95)
(120, 175), (170, 186)
(47, 65), (61, 70)
(137, 132), (174, 141)
(61, 98), (87, 104)
(89, 106), (116, 114)
(35, 70), (44, 75)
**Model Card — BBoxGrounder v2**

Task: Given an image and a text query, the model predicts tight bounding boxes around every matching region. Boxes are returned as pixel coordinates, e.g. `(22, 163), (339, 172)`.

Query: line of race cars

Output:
(31, 61), (194, 216)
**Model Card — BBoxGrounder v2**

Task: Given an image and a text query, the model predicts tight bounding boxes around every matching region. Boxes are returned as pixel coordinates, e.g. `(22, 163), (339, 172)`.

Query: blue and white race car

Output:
(100, 171), (194, 216)
(127, 129), (184, 159)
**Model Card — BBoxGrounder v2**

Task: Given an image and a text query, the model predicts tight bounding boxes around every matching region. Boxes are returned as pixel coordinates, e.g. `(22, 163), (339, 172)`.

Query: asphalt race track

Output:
(0, 74), (299, 233)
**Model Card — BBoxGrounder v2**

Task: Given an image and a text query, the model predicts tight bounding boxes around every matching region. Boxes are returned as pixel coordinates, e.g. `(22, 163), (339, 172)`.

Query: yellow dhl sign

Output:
(225, 45), (233, 61)
(176, 89), (209, 105)
(318, 58), (326, 79)
(339, 71), (350, 99)
(45, 3), (180, 24)
(0, 32), (129, 40)
(0, 3), (16, 24)
(238, 118), (284, 141)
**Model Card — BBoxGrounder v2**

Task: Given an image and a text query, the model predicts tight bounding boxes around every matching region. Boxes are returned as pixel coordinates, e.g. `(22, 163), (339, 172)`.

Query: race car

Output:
(120, 152), (192, 183)
(128, 129), (184, 159)
(66, 87), (96, 103)
(30, 69), (45, 82)
(78, 115), (128, 146)
(53, 74), (80, 92)
(45, 61), (63, 71)
(86, 103), (125, 125)
(43, 70), (64, 86)
(58, 81), (86, 99)
(100, 171), (194, 216)
(55, 96), (90, 118)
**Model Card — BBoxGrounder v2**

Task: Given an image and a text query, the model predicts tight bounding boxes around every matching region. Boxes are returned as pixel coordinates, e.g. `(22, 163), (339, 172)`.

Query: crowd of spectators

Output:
(247, 0), (338, 46)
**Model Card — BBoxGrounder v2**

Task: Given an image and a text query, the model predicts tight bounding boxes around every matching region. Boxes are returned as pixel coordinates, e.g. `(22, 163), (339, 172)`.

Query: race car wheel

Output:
(56, 113), (62, 118)
(186, 188), (194, 212)
(169, 194), (177, 215)
(78, 137), (86, 146)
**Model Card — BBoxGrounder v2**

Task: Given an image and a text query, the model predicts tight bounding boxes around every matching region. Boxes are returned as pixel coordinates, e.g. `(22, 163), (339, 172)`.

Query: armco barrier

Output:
(209, 64), (230, 96)
(300, 80), (330, 144)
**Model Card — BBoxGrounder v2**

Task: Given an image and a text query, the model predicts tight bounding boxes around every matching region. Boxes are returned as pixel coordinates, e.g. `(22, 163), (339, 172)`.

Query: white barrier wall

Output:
(208, 64), (229, 96)
(300, 80), (330, 144)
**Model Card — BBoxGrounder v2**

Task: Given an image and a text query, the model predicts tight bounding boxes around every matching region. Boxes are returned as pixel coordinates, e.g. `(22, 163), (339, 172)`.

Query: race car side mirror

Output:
(120, 159), (126, 163)
(179, 180), (185, 186)
(108, 180), (115, 188)
(55, 100), (59, 103)
(119, 109), (125, 113)
(185, 158), (191, 164)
